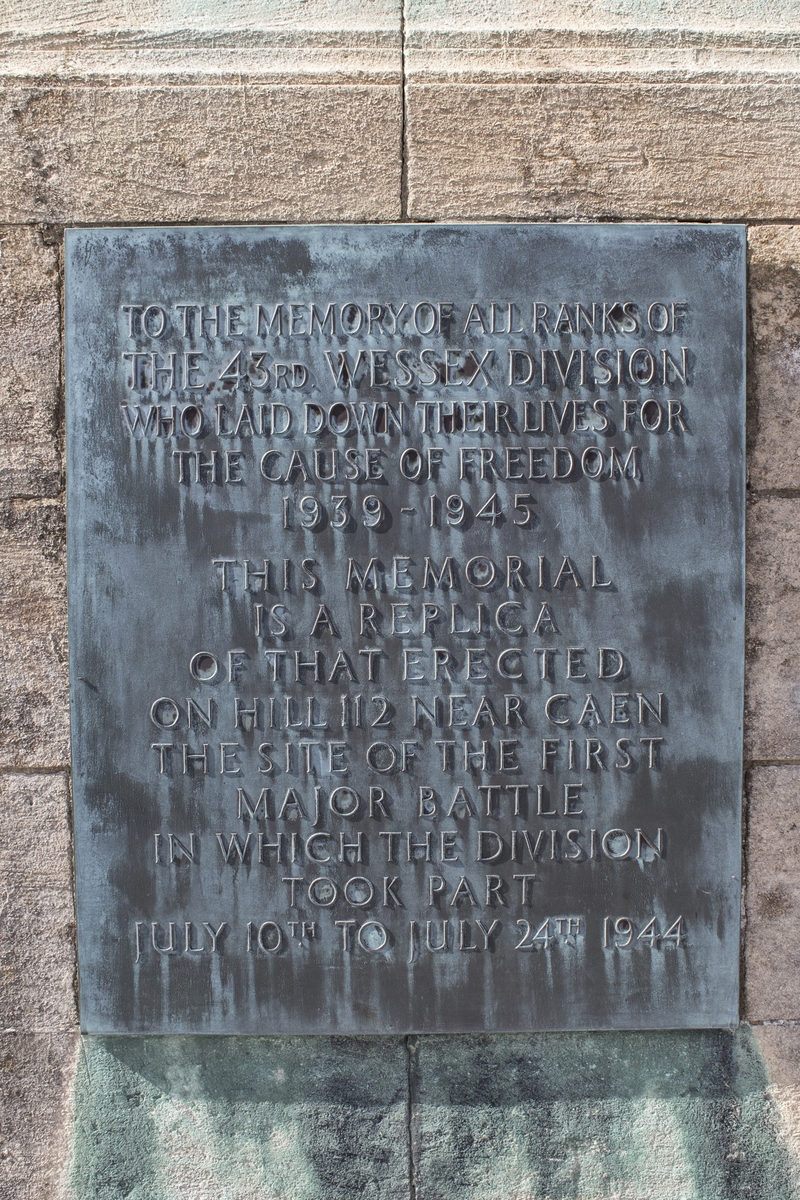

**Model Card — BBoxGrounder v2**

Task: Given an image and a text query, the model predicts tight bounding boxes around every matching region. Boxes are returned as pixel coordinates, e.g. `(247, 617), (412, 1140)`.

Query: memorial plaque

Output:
(66, 224), (745, 1034)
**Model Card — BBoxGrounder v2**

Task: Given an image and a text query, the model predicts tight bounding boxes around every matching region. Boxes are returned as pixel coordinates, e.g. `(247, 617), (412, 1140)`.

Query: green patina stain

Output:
(69, 1037), (408, 1200)
(414, 1027), (798, 1200)
(70, 1041), (161, 1200)
(68, 1028), (797, 1200)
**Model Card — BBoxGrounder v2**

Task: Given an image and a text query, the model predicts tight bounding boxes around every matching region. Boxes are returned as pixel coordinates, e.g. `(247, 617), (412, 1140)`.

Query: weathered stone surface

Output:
(0, 84), (402, 224)
(745, 496), (800, 762)
(754, 1023), (800, 1089)
(1, 0), (400, 34)
(0, 0), (401, 82)
(404, 1), (800, 88)
(0, 1032), (78, 1200)
(0, 772), (75, 1031)
(0, 34), (400, 83)
(745, 766), (800, 1020)
(748, 226), (800, 492)
(413, 1029), (798, 1200)
(406, 0), (800, 34)
(405, 83), (800, 221)
(406, 35), (800, 86)
(0, 225), (60, 500)
(752, 1023), (800, 1195)
(67, 1037), (408, 1200)
(0, 498), (68, 769)
(404, 0), (800, 222)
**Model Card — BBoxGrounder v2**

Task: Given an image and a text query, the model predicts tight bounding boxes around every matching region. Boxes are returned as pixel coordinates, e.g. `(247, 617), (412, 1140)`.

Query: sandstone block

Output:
(0, 1032), (78, 1200)
(0, 83), (401, 225)
(0, 772), (75, 1031)
(745, 496), (800, 762)
(754, 1023), (800, 1089)
(745, 765), (800, 1021)
(748, 226), (800, 492)
(406, 0), (800, 34)
(1, 0), (400, 34)
(406, 82), (800, 222)
(751, 1025), (800, 1197)
(0, 498), (68, 768)
(0, 225), (60, 500)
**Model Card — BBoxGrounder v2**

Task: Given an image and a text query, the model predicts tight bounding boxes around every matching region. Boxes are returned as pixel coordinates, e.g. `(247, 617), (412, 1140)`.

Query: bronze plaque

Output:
(66, 224), (745, 1032)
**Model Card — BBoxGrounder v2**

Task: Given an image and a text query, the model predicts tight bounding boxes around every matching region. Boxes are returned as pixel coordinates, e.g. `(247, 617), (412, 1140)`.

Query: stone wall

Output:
(2, 2), (800, 1196)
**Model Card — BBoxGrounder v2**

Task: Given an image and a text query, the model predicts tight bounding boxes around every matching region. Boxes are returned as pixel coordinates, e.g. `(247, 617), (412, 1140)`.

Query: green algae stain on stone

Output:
(67, 1029), (797, 1200)
(69, 1041), (162, 1200)
(68, 1037), (408, 1200)
(676, 1029), (797, 1200)
(413, 1027), (797, 1200)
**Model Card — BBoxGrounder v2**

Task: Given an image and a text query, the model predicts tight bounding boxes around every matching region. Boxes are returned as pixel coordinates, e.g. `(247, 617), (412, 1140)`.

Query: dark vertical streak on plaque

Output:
(65, 224), (745, 1034)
